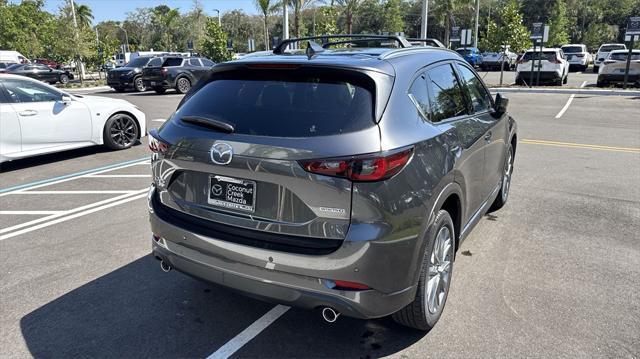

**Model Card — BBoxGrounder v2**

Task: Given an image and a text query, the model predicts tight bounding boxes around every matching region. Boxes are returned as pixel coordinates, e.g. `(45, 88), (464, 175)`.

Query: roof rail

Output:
(273, 34), (412, 54)
(407, 38), (446, 48)
(378, 46), (442, 60)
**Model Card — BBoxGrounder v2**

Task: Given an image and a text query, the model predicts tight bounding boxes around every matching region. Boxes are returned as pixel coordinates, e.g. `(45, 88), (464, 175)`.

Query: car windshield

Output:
(601, 45), (625, 52)
(125, 57), (153, 67)
(456, 49), (471, 56)
(609, 52), (640, 61)
(174, 70), (375, 137)
(562, 46), (583, 53)
(522, 51), (557, 61)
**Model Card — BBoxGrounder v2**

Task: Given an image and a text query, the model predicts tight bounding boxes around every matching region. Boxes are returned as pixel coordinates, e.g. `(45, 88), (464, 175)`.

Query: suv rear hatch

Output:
(143, 57), (183, 81)
(151, 64), (393, 252)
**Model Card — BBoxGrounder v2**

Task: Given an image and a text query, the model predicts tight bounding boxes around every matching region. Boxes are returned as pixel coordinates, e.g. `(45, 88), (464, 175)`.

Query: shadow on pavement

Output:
(20, 255), (426, 358)
(0, 146), (110, 173)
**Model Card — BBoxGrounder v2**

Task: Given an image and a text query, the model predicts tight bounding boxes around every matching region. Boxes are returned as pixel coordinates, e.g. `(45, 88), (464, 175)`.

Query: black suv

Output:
(142, 56), (215, 94)
(107, 56), (162, 92)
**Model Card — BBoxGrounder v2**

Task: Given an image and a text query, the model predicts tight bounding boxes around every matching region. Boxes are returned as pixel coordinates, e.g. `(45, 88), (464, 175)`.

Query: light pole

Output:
(474, 0), (479, 48)
(420, 0), (428, 38)
(283, 0), (289, 40)
(119, 25), (129, 53)
(213, 9), (221, 26)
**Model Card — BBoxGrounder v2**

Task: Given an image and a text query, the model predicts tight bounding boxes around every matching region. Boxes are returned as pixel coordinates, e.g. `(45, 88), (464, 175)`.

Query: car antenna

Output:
(305, 40), (324, 60)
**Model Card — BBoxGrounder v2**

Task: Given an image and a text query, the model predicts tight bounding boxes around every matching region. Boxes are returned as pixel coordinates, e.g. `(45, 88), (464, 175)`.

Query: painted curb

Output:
(488, 87), (640, 96)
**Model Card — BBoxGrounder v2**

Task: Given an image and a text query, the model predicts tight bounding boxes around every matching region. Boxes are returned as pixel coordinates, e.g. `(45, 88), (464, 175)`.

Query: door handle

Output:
(18, 110), (38, 116)
(484, 131), (492, 143)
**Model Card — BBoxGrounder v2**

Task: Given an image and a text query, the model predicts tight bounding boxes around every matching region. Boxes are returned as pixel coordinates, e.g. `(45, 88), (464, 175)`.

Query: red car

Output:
(34, 58), (60, 69)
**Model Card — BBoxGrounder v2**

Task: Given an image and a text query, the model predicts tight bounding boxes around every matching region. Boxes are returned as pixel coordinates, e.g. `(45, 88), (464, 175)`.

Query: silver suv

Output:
(148, 35), (518, 331)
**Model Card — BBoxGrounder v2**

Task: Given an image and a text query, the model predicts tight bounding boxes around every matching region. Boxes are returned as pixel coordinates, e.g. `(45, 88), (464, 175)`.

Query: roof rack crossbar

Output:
(273, 34), (412, 54)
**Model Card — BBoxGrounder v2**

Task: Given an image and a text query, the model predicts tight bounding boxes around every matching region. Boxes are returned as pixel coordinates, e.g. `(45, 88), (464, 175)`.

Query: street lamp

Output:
(213, 9), (221, 27)
(119, 25), (130, 53)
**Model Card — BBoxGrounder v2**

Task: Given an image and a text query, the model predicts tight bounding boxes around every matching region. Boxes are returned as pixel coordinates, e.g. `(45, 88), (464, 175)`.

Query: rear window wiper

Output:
(180, 115), (235, 133)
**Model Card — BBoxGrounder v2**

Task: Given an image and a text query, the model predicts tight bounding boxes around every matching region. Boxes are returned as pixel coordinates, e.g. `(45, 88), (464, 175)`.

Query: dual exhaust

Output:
(157, 257), (341, 323)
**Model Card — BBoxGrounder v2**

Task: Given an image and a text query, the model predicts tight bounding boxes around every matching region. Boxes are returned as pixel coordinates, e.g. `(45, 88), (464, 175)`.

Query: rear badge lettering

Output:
(319, 207), (346, 214)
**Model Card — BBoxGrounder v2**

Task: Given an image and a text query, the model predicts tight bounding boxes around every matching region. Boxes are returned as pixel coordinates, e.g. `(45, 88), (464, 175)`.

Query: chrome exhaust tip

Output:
(160, 260), (172, 273)
(321, 307), (340, 323)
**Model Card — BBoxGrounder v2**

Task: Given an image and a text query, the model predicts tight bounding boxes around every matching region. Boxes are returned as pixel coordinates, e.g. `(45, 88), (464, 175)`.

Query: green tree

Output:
(200, 18), (233, 62)
(582, 23), (616, 50)
(479, 18), (499, 52)
(431, 0), (473, 44)
(74, 2), (94, 29)
(290, 0), (315, 38)
(355, 0), (383, 34)
(546, 0), (570, 47)
(497, 0), (531, 53)
(315, 6), (339, 35)
(336, 0), (363, 34)
(255, 0), (276, 49)
(382, 0), (404, 33)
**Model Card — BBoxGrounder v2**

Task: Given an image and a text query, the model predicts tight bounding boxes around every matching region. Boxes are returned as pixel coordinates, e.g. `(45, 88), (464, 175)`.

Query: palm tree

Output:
(290, 0), (316, 38)
(255, 0), (275, 49)
(432, 0), (473, 45)
(73, 2), (94, 28)
(335, 0), (362, 34)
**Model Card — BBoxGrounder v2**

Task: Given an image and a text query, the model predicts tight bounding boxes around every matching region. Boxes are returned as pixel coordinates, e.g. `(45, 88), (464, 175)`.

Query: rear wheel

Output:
(176, 77), (191, 94)
(134, 76), (146, 92)
(59, 74), (69, 84)
(392, 210), (455, 331)
(562, 74), (568, 84)
(593, 66), (599, 73)
(103, 113), (139, 150)
(489, 144), (514, 212)
(154, 87), (166, 94)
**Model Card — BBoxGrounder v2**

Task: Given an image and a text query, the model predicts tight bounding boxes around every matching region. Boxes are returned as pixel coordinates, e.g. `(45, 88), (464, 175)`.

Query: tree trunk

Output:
(264, 16), (269, 50)
(295, 6), (301, 37)
(347, 12), (353, 34)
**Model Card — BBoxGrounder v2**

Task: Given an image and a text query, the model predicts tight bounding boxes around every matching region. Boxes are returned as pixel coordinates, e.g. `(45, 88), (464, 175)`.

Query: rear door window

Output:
(175, 70), (375, 137)
(425, 64), (468, 122)
(147, 58), (162, 67)
(188, 58), (202, 66)
(456, 64), (493, 114)
(201, 59), (215, 66)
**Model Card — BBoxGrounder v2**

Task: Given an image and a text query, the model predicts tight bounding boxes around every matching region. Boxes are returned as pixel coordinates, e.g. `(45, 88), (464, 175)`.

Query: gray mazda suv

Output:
(148, 35), (517, 331)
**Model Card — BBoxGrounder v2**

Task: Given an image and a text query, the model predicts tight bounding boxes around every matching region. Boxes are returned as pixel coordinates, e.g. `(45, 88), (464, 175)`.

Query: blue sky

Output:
(30, 0), (259, 24)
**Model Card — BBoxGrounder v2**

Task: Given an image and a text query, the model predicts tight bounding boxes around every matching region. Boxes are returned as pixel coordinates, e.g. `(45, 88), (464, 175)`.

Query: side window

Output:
(2, 79), (62, 103)
(201, 59), (215, 66)
(188, 58), (202, 66)
(425, 64), (468, 122)
(456, 64), (493, 114)
(147, 58), (162, 67)
(163, 58), (183, 67)
(407, 72), (430, 120)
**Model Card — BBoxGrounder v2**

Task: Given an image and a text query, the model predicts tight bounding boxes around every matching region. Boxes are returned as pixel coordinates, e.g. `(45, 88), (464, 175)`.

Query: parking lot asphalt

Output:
(1, 89), (639, 358)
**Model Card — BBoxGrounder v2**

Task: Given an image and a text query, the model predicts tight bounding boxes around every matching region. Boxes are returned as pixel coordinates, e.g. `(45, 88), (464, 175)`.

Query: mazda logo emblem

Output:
(210, 143), (233, 165)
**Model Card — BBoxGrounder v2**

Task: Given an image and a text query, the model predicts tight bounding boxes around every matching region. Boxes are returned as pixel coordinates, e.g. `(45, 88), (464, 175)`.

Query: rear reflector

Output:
(299, 148), (413, 182)
(326, 280), (371, 291)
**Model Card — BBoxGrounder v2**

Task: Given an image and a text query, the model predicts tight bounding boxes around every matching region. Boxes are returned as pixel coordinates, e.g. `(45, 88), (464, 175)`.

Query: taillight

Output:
(148, 129), (170, 154)
(161, 67), (168, 75)
(551, 58), (562, 64)
(576, 54), (585, 58)
(604, 60), (616, 65)
(299, 148), (413, 182)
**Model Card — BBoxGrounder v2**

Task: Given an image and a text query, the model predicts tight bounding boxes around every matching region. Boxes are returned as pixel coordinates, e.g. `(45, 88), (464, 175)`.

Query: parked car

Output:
(560, 44), (591, 71)
(455, 47), (483, 67)
(0, 50), (29, 64)
(4, 63), (74, 84)
(593, 43), (626, 73)
(515, 48), (569, 86)
(148, 36), (517, 331)
(480, 47), (518, 70)
(0, 62), (17, 73)
(0, 74), (146, 163)
(597, 49), (640, 87)
(142, 56), (215, 94)
(108, 56), (161, 92)
(34, 58), (61, 69)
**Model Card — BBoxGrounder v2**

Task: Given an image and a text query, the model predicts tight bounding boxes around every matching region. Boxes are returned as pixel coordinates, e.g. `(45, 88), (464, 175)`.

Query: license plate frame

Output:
(208, 175), (256, 212)
(150, 81), (156, 86)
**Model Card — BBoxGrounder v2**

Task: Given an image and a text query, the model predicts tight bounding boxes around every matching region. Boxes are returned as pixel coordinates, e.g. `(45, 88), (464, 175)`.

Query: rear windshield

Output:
(126, 57), (152, 67)
(522, 51), (557, 61)
(561, 46), (583, 53)
(609, 52), (640, 61)
(601, 45), (625, 52)
(456, 49), (471, 56)
(175, 69), (375, 137)
(162, 58), (183, 67)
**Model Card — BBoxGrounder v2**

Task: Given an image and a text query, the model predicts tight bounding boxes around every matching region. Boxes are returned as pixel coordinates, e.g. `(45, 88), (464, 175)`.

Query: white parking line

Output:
(580, 80), (587, 88)
(0, 189), (148, 235)
(0, 191), (148, 240)
(87, 174), (151, 178)
(152, 119), (166, 123)
(0, 210), (66, 215)
(16, 190), (139, 194)
(555, 94), (576, 119)
(207, 305), (290, 359)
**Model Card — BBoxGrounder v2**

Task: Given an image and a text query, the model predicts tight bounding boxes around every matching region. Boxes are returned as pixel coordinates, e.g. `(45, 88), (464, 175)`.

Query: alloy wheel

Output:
(109, 115), (137, 147)
(135, 77), (146, 92)
(425, 226), (453, 314)
(177, 78), (190, 93)
(501, 148), (514, 201)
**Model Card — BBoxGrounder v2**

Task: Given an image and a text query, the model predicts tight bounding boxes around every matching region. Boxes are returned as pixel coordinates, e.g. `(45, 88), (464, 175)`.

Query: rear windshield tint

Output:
(601, 45), (625, 52)
(522, 52), (557, 61)
(162, 58), (183, 67)
(561, 46), (583, 53)
(175, 69), (375, 137)
(609, 52), (640, 61)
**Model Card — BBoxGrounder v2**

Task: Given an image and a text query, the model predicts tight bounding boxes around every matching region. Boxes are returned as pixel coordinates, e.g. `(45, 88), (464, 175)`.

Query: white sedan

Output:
(0, 74), (146, 163)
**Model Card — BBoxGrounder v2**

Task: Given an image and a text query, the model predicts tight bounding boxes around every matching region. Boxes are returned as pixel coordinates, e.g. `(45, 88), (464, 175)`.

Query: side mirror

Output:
(494, 93), (509, 116)
(60, 95), (72, 105)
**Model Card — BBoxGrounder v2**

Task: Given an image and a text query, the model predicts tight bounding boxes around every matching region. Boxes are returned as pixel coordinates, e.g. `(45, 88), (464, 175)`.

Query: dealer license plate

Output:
(208, 175), (256, 212)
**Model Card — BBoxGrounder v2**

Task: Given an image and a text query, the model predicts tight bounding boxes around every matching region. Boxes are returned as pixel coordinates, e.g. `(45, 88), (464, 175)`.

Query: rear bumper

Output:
(598, 74), (640, 84)
(148, 189), (418, 319)
(517, 71), (562, 82)
(143, 76), (173, 89)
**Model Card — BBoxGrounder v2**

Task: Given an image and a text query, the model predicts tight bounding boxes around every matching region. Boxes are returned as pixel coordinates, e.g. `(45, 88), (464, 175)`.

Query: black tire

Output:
(515, 76), (524, 86)
(563, 74), (568, 84)
(133, 76), (146, 92)
(175, 77), (191, 94)
(154, 87), (166, 94)
(581, 65), (588, 72)
(103, 113), (139, 150)
(488, 144), (514, 212)
(596, 80), (607, 88)
(593, 66), (599, 73)
(59, 74), (69, 84)
(114, 87), (126, 93)
(392, 210), (455, 331)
